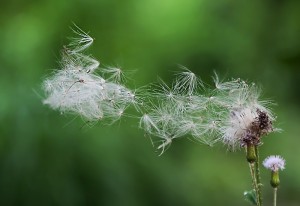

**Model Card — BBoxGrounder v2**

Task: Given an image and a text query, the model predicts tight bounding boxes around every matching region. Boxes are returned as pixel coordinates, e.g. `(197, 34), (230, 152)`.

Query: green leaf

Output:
(244, 190), (257, 205)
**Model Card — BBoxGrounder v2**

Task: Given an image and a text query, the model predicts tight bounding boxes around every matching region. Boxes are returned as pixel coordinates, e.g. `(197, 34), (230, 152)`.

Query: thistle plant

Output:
(42, 25), (138, 123)
(42, 26), (286, 205)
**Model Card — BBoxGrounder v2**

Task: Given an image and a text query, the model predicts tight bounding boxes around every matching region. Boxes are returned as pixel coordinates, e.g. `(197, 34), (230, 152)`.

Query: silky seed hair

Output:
(42, 25), (138, 123)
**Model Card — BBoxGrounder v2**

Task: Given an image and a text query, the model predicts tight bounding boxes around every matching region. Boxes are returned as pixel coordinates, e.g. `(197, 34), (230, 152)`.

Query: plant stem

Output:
(273, 188), (277, 206)
(248, 162), (259, 205)
(254, 146), (263, 206)
(246, 145), (263, 206)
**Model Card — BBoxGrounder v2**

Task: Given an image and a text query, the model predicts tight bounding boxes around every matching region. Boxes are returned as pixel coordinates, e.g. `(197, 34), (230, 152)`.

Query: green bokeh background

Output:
(1, 0), (300, 205)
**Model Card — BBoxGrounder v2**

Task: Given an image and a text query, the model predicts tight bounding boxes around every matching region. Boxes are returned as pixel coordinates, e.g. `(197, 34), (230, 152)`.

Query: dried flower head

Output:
(218, 81), (275, 150)
(263, 155), (285, 172)
(42, 25), (138, 122)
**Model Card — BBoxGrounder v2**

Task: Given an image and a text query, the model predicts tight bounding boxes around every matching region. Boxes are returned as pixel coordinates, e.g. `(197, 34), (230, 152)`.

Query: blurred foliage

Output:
(0, 0), (300, 205)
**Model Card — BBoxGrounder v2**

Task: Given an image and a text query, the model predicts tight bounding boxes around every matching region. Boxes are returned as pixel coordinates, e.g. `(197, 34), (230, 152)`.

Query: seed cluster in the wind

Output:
(42, 26), (278, 154)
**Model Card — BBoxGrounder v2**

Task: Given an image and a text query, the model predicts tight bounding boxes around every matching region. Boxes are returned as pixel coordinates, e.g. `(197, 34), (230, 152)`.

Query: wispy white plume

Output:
(42, 25), (138, 122)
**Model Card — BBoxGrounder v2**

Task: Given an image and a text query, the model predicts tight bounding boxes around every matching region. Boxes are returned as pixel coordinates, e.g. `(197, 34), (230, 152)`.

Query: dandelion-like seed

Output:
(174, 66), (202, 95)
(102, 66), (126, 83)
(68, 24), (94, 53)
(263, 155), (285, 172)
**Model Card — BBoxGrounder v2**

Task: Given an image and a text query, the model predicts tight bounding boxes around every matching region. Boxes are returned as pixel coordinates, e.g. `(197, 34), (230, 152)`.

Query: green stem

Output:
(248, 162), (259, 204)
(254, 146), (263, 206)
(273, 188), (277, 206)
(246, 145), (263, 206)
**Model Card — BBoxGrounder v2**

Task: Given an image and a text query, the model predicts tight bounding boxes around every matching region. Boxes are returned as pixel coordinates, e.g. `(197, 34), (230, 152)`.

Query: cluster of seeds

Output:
(42, 26), (137, 123)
